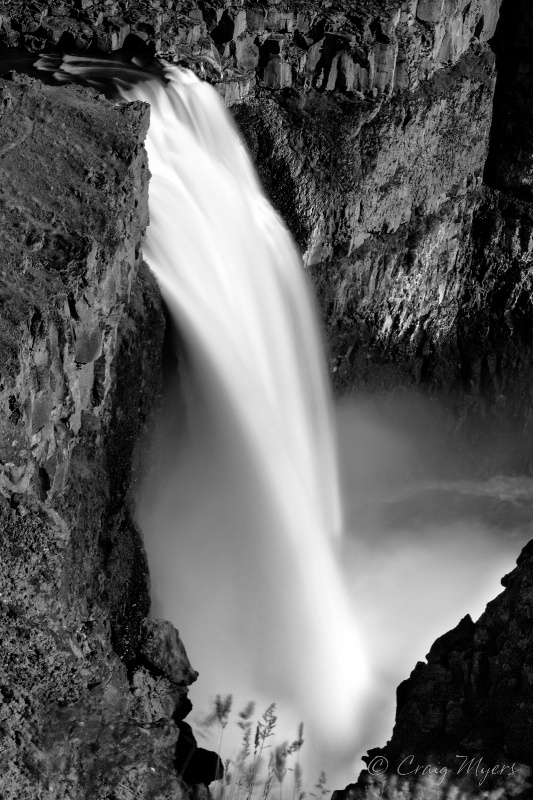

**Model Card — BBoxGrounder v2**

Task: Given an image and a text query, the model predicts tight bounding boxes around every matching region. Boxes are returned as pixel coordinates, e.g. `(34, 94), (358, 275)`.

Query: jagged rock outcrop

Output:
(0, 1), (503, 101)
(0, 74), (207, 799)
(360, 539), (533, 793)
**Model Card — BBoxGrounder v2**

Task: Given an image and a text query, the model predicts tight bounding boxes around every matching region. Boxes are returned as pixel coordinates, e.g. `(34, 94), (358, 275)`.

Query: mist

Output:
(135, 344), (367, 789)
(336, 393), (533, 761)
(135, 371), (533, 791)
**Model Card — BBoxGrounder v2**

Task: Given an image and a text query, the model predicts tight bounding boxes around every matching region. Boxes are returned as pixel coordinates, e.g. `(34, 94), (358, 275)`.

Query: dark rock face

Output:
(0, 1), (502, 102)
(485, 0), (533, 198)
(363, 540), (533, 786)
(0, 75), (202, 799)
(175, 722), (224, 786)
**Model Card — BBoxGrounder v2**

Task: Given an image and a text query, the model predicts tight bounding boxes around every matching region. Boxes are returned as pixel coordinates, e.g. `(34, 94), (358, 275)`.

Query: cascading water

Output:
(120, 66), (368, 763)
(35, 54), (369, 782)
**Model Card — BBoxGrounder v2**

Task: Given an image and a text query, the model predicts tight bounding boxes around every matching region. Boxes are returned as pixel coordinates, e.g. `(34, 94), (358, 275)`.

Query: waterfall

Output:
(32, 52), (533, 789)
(36, 55), (368, 779)
(123, 65), (367, 767)
(128, 66), (343, 548)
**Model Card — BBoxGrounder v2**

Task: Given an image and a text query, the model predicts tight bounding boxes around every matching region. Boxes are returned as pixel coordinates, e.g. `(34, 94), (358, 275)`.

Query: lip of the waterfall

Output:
(0, 47), (169, 98)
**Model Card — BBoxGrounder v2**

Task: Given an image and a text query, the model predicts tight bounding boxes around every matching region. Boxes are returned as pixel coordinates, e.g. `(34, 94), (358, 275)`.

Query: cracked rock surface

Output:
(0, 75), (201, 800)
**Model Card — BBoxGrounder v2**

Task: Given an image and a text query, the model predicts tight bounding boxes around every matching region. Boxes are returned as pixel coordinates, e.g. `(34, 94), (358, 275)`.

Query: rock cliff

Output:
(363, 538), (533, 780)
(1, 0), (533, 797)
(0, 74), (212, 799)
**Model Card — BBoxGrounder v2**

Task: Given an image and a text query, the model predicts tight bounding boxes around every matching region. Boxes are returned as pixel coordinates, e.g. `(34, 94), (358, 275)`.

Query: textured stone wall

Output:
(0, 75), (202, 799)
(0, 0), (504, 108)
(0, 1), (502, 96)
(235, 45), (496, 396)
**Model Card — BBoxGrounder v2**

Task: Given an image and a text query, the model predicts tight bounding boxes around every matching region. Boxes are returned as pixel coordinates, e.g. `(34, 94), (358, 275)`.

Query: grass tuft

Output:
(200, 699), (330, 800)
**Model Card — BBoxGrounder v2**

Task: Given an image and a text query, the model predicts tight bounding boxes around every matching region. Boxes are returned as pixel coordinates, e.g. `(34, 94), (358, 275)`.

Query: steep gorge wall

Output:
(361, 540), (533, 784)
(0, 76), (206, 799)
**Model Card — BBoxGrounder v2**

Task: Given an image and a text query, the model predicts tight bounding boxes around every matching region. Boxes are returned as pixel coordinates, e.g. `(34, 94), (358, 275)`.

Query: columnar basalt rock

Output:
(0, 1), (503, 99)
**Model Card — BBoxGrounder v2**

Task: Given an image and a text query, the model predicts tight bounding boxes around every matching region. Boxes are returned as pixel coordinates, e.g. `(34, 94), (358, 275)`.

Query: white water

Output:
(34, 53), (369, 781)
(118, 66), (369, 777)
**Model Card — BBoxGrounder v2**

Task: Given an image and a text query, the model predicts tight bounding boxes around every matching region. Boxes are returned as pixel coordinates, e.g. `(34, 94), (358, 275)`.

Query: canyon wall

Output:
(1, 0), (533, 797)
(0, 75), (213, 799)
